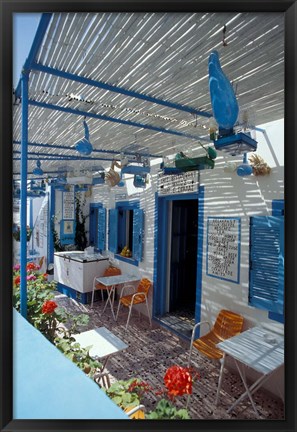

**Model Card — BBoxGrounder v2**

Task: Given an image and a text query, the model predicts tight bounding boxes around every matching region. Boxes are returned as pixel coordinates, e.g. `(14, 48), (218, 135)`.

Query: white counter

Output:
(54, 251), (109, 293)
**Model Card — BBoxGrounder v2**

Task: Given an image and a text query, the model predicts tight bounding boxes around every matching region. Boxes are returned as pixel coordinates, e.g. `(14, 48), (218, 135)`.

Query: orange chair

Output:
(187, 309), (244, 406)
(115, 278), (152, 330)
(91, 265), (121, 310)
(188, 309), (244, 364)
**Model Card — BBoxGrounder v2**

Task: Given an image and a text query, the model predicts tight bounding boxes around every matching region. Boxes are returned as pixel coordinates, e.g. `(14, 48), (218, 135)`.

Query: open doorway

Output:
(168, 199), (198, 316)
(155, 194), (200, 339)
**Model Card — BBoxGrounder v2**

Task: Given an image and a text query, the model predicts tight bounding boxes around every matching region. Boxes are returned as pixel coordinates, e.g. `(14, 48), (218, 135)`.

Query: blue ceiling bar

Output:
(13, 151), (116, 162)
(28, 100), (211, 143)
(31, 62), (212, 119)
(20, 72), (30, 319)
(14, 13), (52, 99)
(13, 140), (160, 158)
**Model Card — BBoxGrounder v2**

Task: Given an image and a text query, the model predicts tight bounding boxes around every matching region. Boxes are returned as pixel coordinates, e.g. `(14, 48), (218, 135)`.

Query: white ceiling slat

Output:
(14, 11), (284, 176)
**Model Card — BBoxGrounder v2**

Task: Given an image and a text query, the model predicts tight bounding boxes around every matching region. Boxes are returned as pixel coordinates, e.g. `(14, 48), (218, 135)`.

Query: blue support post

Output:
(48, 185), (55, 265)
(20, 71), (29, 318)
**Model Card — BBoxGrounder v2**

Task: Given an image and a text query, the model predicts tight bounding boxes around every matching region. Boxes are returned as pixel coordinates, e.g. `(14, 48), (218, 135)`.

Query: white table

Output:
(73, 326), (128, 372)
(92, 274), (140, 320)
(216, 326), (284, 416)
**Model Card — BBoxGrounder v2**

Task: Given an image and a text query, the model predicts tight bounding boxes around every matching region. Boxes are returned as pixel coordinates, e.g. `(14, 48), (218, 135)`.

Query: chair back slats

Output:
(95, 266), (121, 289)
(104, 266), (121, 277)
(213, 309), (244, 340)
(137, 278), (151, 295)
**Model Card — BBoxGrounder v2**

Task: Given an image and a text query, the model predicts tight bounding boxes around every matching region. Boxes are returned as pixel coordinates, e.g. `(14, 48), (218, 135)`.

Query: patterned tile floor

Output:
(55, 292), (285, 421)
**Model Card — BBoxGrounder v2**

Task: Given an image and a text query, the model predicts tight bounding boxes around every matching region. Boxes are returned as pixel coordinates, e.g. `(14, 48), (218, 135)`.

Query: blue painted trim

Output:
(153, 192), (159, 317)
(115, 201), (140, 209)
(268, 311), (284, 324)
(48, 187), (55, 264)
(14, 14), (52, 99)
(269, 199), (285, 322)
(195, 186), (204, 329)
(28, 99), (211, 143)
(206, 216), (241, 284)
(20, 71), (29, 318)
(29, 199), (33, 229)
(114, 201), (141, 264)
(154, 192), (202, 320)
(31, 62), (212, 119)
(89, 203), (103, 248)
(115, 254), (138, 266)
(13, 140), (160, 159)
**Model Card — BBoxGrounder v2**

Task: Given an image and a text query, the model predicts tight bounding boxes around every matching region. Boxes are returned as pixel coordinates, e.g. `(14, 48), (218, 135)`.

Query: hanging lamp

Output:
(33, 160), (43, 176)
(75, 119), (93, 155)
(236, 153), (253, 176)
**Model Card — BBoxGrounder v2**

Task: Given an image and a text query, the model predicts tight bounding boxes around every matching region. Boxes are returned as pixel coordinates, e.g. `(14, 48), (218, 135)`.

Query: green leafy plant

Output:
(51, 219), (65, 252)
(146, 399), (190, 420)
(13, 224), (32, 242)
(75, 193), (88, 250)
(13, 262), (57, 329)
(12, 262), (100, 377)
(105, 378), (151, 411)
(54, 335), (102, 378)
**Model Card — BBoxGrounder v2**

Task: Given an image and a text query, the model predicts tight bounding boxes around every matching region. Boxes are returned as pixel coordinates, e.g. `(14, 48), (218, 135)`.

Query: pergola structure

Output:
(13, 11), (285, 317)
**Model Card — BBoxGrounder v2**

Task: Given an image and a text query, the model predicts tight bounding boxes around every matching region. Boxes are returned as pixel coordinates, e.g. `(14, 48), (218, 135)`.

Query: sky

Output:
(13, 13), (41, 88)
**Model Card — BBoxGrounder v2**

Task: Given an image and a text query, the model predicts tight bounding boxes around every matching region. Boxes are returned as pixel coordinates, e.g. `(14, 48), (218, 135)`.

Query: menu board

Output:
(206, 217), (240, 283)
(158, 171), (198, 195)
(62, 188), (75, 220)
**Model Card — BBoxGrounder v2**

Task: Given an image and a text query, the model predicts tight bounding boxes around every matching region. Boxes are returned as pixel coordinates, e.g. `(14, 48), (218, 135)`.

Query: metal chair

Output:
(115, 278), (152, 330)
(91, 265), (121, 308)
(187, 309), (244, 406)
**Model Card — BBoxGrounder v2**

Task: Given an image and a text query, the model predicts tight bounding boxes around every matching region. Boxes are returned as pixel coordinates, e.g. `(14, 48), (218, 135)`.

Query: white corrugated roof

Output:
(13, 12), (284, 177)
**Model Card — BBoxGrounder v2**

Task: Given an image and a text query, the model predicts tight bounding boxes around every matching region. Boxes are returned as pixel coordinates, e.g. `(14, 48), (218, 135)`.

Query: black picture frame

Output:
(1, 1), (296, 432)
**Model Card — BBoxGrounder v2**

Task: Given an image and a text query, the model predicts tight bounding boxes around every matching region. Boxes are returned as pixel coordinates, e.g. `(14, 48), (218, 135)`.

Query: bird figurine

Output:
(208, 50), (239, 134)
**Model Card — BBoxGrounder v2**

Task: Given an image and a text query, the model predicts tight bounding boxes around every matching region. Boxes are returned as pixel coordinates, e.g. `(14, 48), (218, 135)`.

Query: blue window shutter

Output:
(249, 216), (284, 314)
(133, 208), (144, 261)
(89, 207), (96, 245)
(108, 208), (118, 253)
(97, 207), (106, 252)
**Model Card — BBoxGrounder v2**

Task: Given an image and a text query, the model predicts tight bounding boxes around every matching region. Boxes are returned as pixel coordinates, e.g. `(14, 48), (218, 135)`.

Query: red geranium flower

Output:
(42, 300), (58, 314)
(164, 365), (193, 398)
(14, 275), (21, 285)
(42, 273), (48, 279)
(27, 262), (40, 271)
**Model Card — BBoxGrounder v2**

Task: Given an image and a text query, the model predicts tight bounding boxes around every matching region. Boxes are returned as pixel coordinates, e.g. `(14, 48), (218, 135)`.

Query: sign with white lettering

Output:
(158, 171), (198, 195)
(206, 217), (241, 283)
(62, 188), (75, 220)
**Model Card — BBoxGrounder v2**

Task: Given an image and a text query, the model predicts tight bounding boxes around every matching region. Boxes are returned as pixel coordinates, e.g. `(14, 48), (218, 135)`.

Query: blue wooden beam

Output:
(15, 13), (52, 99)
(31, 62), (212, 119)
(13, 140), (160, 158)
(28, 100), (211, 143)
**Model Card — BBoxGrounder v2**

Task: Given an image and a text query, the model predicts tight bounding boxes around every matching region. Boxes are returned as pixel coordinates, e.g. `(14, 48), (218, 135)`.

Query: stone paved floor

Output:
(55, 292), (285, 421)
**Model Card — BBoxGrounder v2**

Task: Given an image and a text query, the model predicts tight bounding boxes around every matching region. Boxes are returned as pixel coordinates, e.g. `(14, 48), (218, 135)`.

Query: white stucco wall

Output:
(89, 119), (284, 398)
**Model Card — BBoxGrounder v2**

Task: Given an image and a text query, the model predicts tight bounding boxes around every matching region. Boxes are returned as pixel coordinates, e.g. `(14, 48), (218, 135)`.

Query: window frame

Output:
(108, 200), (144, 266)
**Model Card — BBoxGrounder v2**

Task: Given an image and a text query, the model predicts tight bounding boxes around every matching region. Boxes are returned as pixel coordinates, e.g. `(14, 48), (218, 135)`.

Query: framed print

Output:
(1, 1), (296, 432)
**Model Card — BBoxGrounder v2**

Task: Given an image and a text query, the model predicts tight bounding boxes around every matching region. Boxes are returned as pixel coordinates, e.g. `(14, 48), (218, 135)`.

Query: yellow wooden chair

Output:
(115, 278), (152, 330)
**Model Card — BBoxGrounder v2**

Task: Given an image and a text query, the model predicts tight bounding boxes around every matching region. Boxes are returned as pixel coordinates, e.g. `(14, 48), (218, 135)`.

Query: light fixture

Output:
(237, 153), (253, 177)
(75, 119), (93, 155)
(33, 160), (43, 176)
